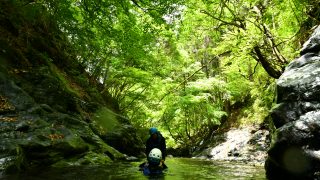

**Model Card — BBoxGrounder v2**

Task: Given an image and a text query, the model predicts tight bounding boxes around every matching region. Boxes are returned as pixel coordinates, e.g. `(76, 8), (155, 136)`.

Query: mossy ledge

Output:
(0, 1), (143, 173)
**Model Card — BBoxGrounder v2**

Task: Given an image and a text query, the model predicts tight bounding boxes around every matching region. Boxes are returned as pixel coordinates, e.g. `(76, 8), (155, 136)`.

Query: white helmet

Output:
(148, 148), (162, 164)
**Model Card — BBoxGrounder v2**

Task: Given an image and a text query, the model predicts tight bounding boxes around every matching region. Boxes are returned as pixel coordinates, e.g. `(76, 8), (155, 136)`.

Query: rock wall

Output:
(0, 1), (143, 173)
(194, 126), (270, 165)
(265, 26), (320, 179)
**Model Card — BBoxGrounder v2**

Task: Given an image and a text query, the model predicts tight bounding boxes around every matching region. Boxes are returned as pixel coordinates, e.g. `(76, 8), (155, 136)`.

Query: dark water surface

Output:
(1, 158), (266, 180)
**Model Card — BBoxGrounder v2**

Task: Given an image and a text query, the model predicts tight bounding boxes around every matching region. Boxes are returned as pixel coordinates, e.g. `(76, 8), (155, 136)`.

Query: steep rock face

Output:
(266, 26), (320, 179)
(0, 1), (143, 173)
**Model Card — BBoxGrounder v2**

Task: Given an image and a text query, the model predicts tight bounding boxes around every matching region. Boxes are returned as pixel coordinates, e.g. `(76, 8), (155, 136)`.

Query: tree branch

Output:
(157, 50), (231, 103)
(120, 85), (149, 112)
(130, 0), (147, 12)
(253, 46), (281, 78)
(220, 0), (236, 18)
(262, 24), (287, 64)
(200, 10), (245, 29)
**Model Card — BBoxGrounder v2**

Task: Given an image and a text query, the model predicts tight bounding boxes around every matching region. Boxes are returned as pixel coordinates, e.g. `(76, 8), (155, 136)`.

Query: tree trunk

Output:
(253, 46), (283, 78)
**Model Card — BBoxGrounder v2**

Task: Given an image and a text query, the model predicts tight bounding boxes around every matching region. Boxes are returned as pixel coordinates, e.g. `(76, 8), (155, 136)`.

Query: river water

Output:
(1, 158), (266, 180)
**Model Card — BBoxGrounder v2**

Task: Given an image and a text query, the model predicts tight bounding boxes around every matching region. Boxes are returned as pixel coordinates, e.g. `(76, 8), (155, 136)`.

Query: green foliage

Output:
(19, 0), (314, 148)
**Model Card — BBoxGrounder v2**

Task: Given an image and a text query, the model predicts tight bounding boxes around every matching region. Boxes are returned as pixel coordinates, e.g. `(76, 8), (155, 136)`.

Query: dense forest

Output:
(3, 0), (320, 150)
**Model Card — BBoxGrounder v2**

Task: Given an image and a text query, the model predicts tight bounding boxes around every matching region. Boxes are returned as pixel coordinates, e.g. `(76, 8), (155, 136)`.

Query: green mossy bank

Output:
(0, 1), (143, 173)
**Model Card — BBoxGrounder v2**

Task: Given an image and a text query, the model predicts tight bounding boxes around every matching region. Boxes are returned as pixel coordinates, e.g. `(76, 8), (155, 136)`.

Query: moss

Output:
(47, 62), (82, 98)
(52, 151), (112, 167)
(87, 88), (105, 105)
(2, 146), (27, 173)
(53, 133), (89, 153)
(98, 142), (125, 160)
(79, 131), (125, 160)
(79, 151), (112, 164)
(92, 107), (119, 133)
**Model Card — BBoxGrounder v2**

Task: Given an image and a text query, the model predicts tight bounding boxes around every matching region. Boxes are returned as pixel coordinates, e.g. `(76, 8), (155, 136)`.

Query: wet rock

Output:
(125, 155), (139, 161)
(228, 149), (240, 157)
(87, 107), (144, 157)
(0, 3), (137, 173)
(0, 73), (36, 112)
(15, 121), (29, 132)
(104, 125), (144, 157)
(39, 104), (55, 113)
(167, 146), (193, 157)
(167, 154), (174, 158)
(300, 26), (320, 55)
(266, 25), (320, 179)
(0, 70), (126, 173)
(194, 127), (269, 164)
(52, 151), (113, 167)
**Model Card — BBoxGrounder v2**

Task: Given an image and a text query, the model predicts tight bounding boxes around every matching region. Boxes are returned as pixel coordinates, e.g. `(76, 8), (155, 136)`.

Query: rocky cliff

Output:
(0, 1), (143, 173)
(265, 26), (320, 179)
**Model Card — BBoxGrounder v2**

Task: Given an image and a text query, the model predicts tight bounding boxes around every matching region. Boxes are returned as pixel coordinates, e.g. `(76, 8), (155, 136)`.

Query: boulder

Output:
(0, 72), (124, 172)
(104, 123), (145, 157)
(266, 25), (320, 179)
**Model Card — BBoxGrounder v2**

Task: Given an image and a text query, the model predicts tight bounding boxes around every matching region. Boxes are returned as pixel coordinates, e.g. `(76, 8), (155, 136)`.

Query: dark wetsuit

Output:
(146, 132), (166, 160)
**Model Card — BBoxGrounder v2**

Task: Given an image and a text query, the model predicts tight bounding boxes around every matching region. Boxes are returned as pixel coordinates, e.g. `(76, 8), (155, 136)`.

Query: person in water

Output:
(139, 127), (167, 174)
(146, 127), (167, 165)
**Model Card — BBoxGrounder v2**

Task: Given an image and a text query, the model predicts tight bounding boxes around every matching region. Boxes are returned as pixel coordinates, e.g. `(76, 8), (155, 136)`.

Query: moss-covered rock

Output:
(0, 1), (143, 174)
(91, 107), (144, 157)
(52, 151), (113, 167)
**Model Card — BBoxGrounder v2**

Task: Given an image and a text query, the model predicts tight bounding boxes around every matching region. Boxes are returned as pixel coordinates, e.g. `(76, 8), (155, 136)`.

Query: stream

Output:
(1, 158), (266, 179)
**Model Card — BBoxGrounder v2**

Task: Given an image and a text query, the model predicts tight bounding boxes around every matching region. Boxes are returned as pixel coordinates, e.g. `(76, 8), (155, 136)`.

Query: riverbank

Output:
(193, 126), (270, 165)
(0, 2), (145, 173)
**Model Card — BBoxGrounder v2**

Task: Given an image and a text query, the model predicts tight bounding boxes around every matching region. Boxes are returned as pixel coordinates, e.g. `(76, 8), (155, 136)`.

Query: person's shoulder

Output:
(146, 136), (152, 142)
(158, 133), (165, 139)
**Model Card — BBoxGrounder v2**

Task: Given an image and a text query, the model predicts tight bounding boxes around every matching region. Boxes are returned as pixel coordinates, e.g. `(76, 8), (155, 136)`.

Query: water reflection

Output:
(1, 158), (266, 180)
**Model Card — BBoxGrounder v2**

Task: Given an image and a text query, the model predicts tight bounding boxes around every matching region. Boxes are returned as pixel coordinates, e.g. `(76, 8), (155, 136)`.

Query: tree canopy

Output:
(12, 0), (320, 148)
